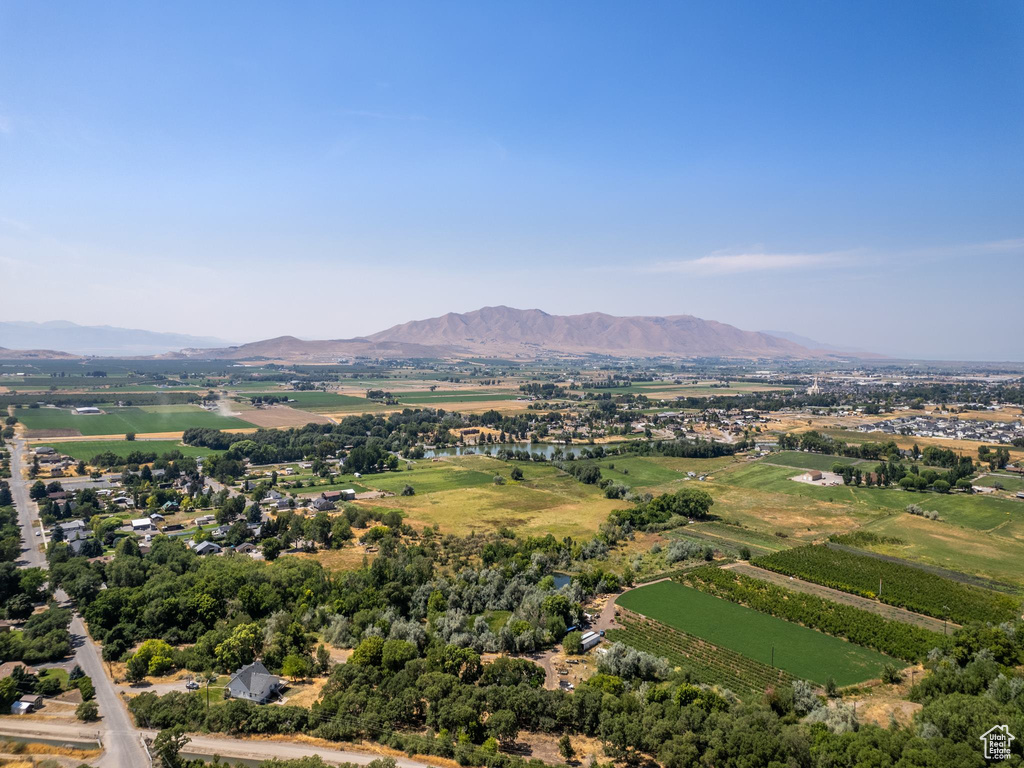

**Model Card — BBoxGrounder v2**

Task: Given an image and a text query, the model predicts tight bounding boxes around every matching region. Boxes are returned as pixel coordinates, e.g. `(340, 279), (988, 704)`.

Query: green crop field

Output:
(616, 580), (894, 686)
(764, 451), (875, 472)
(36, 439), (223, 462)
(240, 392), (371, 411)
(396, 392), (522, 404)
(18, 405), (254, 435)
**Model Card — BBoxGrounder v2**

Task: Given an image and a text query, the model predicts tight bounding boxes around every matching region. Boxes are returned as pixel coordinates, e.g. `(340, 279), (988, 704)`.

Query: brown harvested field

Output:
(722, 562), (954, 633)
(22, 428), (80, 438)
(232, 402), (332, 428)
(703, 482), (867, 543)
(294, 545), (376, 571)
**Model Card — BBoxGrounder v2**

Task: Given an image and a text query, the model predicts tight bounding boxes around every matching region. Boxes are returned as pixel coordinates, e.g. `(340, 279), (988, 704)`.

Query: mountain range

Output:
(178, 307), (829, 361)
(0, 321), (231, 357)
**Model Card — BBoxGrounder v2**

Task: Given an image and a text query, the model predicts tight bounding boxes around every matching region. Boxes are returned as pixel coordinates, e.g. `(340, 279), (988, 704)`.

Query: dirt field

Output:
(233, 402), (332, 428)
(722, 562), (954, 633)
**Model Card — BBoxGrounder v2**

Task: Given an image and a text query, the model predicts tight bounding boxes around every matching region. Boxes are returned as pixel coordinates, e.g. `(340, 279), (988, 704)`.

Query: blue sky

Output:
(1, 1), (1022, 360)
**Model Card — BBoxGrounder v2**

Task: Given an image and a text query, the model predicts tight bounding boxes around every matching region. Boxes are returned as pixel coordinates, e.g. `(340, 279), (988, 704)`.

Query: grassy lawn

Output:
(19, 405), (254, 435)
(35, 439), (224, 461)
(616, 580), (893, 686)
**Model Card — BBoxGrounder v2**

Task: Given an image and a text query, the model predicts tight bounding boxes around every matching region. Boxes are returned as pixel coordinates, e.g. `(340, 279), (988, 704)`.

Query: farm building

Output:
(74, 406), (102, 415)
(340, 489), (357, 501)
(801, 470), (823, 482)
(130, 518), (153, 532)
(580, 631), (602, 651)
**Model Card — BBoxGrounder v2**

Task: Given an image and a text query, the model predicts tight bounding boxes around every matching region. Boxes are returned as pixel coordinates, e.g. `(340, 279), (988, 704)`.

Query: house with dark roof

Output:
(225, 661), (281, 704)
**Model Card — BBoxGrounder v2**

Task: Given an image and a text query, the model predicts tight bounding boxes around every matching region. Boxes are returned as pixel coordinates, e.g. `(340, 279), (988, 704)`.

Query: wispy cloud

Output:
(648, 251), (847, 275)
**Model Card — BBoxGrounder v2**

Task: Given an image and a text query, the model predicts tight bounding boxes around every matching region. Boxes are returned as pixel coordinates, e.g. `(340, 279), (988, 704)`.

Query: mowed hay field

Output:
(575, 455), (738, 493)
(709, 459), (1024, 586)
(358, 455), (625, 537)
(617, 580), (894, 686)
(17, 404), (254, 436)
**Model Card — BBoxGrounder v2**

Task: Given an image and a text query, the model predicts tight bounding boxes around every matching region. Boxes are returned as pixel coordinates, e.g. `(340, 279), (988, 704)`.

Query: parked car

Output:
(185, 681), (200, 690)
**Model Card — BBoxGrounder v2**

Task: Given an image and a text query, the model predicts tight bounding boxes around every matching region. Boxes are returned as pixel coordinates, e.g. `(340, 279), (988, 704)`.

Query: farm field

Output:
(975, 474), (1024, 493)
(753, 545), (1021, 624)
(35, 439), (223, 462)
(607, 616), (791, 700)
(763, 451), (876, 472)
(716, 460), (1021, 533)
(238, 391), (371, 410)
(576, 455), (737, 492)
(616, 580), (894, 686)
(358, 455), (625, 537)
(17, 404), (254, 436)
(837, 514), (1024, 588)
(392, 390), (522, 404)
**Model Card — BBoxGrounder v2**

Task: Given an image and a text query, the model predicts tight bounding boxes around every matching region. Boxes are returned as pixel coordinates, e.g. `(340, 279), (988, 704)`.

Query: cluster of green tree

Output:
(683, 566), (945, 661)
(777, 430), (902, 459)
(0, 562), (50, 620)
(132, 616), (1024, 768)
(754, 545), (1021, 624)
(518, 382), (566, 399)
(556, 461), (602, 484)
(608, 486), (714, 530)
(0, 492), (22, 561)
(0, 605), (73, 663)
(625, 437), (739, 459)
(979, 444), (1012, 470)
(185, 411), (453, 473)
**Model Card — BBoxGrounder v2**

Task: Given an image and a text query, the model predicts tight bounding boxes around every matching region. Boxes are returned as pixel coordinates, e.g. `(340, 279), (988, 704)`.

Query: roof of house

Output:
(228, 661), (280, 701)
(0, 662), (37, 678)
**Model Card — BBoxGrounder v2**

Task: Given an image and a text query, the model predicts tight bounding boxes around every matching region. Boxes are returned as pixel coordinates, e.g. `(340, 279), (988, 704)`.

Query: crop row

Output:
(682, 566), (944, 661)
(753, 545), (1019, 625)
(609, 614), (793, 699)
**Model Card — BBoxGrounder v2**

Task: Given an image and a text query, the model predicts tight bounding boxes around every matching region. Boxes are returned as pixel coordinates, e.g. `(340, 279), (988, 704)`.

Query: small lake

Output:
(420, 442), (588, 460)
(552, 572), (572, 589)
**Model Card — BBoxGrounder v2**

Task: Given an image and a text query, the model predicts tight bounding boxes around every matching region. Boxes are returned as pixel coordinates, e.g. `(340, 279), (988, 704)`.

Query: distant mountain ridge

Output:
(0, 321), (232, 356)
(181, 306), (828, 361)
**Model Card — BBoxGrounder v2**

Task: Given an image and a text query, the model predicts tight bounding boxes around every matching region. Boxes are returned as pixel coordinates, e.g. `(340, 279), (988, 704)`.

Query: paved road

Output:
(10, 438), (47, 568)
(9, 436), (150, 768)
(7, 437), (432, 768)
(0, 719), (438, 768)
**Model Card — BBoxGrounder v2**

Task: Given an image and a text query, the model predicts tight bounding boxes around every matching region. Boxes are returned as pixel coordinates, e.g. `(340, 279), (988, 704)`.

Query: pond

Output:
(552, 572), (572, 589)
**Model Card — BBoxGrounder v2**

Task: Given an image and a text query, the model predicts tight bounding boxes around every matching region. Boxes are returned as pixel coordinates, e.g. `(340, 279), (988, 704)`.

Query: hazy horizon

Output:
(2, 1), (1022, 361)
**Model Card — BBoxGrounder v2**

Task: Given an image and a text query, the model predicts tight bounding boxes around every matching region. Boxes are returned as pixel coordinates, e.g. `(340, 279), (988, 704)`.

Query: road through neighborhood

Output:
(6, 436), (438, 768)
